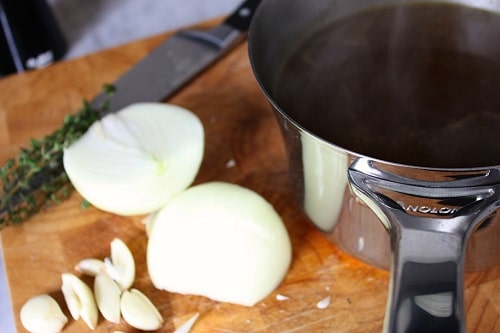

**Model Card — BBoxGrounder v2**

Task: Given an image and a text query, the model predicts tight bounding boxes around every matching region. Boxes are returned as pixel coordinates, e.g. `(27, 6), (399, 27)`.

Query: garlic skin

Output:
(63, 102), (204, 215)
(61, 273), (98, 330)
(120, 289), (163, 331)
(147, 182), (292, 306)
(174, 313), (200, 333)
(20, 294), (68, 333)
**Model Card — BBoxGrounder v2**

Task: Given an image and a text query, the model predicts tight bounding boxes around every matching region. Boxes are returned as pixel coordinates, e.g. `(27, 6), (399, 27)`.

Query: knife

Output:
(93, 0), (261, 114)
(0, 0), (261, 224)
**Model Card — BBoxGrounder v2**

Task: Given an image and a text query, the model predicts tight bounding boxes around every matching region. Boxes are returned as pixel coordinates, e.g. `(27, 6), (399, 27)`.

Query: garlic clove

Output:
(94, 274), (121, 324)
(61, 282), (81, 321)
(74, 258), (106, 277)
(105, 238), (135, 291)
(20, 294), (68, 333)
(61, 273), (98, 330)
(120, 289), (163, 331)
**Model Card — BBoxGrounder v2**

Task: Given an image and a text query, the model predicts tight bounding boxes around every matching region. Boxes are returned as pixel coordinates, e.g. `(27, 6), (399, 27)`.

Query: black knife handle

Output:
(224, 0), (262, 32)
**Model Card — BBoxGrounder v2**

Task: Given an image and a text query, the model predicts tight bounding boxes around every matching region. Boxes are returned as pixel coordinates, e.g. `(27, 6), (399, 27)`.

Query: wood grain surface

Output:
(1, 22), (499, 333)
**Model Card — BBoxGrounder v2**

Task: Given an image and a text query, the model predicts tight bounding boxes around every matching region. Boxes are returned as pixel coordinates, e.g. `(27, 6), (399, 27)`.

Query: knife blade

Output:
(0, 0), (261, 224)
(93, 0), (262, 114)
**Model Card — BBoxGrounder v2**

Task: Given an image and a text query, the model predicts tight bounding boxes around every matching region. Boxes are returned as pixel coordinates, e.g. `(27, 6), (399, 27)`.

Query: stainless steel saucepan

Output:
(248, 0), (500, 332)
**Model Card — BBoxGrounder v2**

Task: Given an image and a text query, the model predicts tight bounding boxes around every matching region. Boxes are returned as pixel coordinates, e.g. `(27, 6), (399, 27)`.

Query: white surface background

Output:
(0, 0), (241, 331)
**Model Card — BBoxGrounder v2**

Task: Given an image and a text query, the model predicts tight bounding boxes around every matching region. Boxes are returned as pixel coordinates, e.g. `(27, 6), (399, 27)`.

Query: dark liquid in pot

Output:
(275, 3), (500, 168)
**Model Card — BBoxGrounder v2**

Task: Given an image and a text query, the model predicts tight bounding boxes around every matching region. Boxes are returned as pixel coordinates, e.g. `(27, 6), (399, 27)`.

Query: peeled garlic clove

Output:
(105, 238), (135, 291)
(20, 294), (68, 333)
(63, 102), (204, 215)
(94, 274), (121, 324)
(120, 289), (163, 331)
(61, 273), (98, 330)
(147, 182), (292, 306)
(61, 282), (80, 320)
(75, 258), (105, 277)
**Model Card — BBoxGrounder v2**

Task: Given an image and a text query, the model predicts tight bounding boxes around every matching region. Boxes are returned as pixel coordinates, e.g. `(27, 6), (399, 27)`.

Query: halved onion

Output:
(63, 103), (204, 215)
(147, 182), (292, 306)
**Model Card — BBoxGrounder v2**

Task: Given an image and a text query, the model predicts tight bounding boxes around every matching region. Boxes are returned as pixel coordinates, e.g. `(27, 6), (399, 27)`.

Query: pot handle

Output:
(348, 159), (500, 333)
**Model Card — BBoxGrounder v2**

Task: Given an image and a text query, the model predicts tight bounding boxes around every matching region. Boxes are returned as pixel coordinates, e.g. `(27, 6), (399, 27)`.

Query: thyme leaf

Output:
(0, 87), (114, 228)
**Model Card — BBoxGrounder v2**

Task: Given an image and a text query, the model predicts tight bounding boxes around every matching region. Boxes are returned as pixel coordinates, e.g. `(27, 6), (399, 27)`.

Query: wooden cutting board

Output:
(1, 21), (499, 333)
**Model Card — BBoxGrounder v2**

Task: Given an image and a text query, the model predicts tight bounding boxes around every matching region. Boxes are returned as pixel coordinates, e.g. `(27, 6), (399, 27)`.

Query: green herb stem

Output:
(0, 87), (114, 228)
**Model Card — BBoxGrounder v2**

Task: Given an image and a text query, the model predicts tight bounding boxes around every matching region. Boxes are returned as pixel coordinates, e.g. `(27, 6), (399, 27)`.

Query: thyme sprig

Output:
(0, 86), (114, 228)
